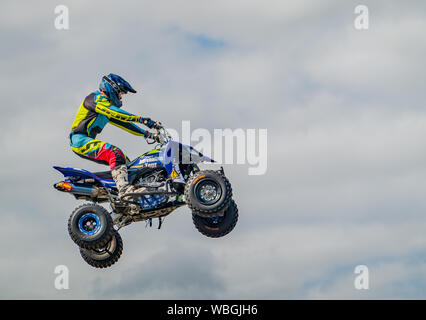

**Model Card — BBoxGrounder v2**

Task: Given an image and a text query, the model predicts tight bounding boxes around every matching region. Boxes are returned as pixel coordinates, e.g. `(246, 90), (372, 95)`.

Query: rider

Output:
(70, 73), (160, 198)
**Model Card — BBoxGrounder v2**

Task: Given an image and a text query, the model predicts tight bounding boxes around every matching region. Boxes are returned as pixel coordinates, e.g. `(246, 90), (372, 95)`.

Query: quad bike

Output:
(53, 123), (238, 268)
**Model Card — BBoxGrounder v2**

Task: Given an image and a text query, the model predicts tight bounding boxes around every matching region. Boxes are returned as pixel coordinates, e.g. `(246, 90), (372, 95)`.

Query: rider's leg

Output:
(110, 163), (147, 197)
(70, 136), (125, 169)
(70, 135), (146, 197)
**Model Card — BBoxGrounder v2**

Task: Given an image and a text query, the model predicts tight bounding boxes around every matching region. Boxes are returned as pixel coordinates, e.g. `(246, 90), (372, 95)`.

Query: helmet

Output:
(99, 73), (137, 107)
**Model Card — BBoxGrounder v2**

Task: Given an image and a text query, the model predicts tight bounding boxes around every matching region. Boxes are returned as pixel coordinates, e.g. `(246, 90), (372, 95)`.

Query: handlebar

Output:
(152, 121), (162, 130)
(145, 121), (171, 145)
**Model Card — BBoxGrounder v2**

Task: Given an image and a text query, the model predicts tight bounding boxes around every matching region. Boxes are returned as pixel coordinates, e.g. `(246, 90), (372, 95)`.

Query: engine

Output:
(134, 170), (169, 210)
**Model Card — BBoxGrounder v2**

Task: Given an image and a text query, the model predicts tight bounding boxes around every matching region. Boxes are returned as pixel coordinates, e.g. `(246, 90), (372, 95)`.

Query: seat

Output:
(93, 170), (113, 180)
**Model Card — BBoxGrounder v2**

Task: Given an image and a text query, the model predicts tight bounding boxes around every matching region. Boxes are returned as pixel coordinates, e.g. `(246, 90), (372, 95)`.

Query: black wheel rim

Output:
(206, 215), (225, 226)
(194, 179), (222, 205)
(89, 236), (117, 259)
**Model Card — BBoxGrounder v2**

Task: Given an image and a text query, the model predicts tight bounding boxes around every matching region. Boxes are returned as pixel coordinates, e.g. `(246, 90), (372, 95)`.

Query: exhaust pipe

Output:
(54, 181), (100, 197)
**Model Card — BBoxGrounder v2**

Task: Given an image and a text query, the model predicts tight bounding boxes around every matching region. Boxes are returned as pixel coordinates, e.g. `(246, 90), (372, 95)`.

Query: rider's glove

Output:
(152, 121), (162, 130)
(138, 117), (155, 129)
(145, 131), (161, 143)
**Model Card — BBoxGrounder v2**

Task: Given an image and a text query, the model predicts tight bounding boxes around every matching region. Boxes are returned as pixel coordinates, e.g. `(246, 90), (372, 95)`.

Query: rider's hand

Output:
(145, 131), (161, 143)
(138, 117), (155, 129)
(152, 121), (162, 130)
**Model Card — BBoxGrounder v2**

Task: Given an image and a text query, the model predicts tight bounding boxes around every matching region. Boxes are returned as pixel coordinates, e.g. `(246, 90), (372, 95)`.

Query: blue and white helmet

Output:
(99, 73), (136, 107)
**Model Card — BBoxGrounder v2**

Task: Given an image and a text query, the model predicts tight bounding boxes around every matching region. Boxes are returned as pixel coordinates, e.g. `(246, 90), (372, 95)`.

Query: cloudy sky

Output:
(1, 0), (426, 299)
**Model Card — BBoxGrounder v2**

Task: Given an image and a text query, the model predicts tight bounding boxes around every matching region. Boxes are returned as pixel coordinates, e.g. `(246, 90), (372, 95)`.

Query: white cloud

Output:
(1, 0), (426, 299)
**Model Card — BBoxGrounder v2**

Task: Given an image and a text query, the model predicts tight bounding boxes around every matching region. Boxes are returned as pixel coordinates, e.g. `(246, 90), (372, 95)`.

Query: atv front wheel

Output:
(79, 231), (123, 268)
(192, 200), (238, 238)
(185, 170), (232, 218)
(68, 203), (114, 250)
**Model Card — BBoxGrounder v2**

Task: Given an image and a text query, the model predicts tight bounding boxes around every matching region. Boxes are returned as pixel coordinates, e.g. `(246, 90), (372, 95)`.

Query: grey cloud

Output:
(1, 0), (426, 299)
(89, 243), (226, 299)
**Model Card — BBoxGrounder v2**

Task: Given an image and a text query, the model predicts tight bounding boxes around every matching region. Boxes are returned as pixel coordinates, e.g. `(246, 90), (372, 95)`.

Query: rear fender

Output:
(53, 166), (116, 188)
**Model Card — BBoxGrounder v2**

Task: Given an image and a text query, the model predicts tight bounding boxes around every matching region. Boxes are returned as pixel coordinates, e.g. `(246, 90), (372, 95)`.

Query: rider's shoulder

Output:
(93, 90), (111, 104)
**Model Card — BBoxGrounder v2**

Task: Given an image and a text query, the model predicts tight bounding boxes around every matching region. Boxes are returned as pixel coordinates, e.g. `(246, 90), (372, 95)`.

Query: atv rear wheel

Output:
(68, 203), (114, 250)
(185, 170), (232, 218)
(79, 231), (123, 268)
(192, 200), (238, 238)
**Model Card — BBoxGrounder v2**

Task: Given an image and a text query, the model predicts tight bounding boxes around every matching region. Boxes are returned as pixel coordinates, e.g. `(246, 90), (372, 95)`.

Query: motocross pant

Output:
(69, 133), (126, 170)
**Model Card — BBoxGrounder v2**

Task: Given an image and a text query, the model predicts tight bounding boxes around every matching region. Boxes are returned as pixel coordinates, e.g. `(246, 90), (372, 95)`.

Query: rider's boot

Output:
(111, 164), (146, 214)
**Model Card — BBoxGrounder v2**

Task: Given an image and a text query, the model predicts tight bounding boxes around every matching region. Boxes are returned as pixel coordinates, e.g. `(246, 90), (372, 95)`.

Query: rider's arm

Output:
(91, 94), (140, 122)
(95, 102), (140, 123)
(109, 118), (148, 136)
